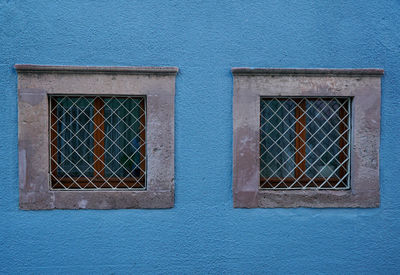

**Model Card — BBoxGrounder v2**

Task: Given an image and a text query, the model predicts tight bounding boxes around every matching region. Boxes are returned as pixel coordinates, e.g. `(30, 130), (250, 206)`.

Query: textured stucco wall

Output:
(1, 0), (400, 273)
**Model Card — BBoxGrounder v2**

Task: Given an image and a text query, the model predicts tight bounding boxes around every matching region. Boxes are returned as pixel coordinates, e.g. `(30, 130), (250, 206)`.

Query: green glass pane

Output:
(104, 98), (143, 178)
(56, 97), (94, 177)
(260, 99), (296, 178)
(305, 99), (342, 178)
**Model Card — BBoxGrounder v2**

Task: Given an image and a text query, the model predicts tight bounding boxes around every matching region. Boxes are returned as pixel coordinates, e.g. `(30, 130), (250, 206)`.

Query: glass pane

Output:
(56, 97), (94, 177)
(104, 98), (143, 178)
(305, 99), (343, 178)
(260, 98), (296, 178)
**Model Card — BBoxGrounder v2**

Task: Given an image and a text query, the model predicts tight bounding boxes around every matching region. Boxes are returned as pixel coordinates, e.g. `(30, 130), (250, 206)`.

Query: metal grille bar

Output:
(49, 95), (146, 190)
(260, 97), (351, 190)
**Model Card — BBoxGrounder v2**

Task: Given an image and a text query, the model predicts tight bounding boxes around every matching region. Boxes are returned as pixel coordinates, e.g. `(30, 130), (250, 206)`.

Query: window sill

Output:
(235, 189), (380, 208)
(19, 189), (174, 210)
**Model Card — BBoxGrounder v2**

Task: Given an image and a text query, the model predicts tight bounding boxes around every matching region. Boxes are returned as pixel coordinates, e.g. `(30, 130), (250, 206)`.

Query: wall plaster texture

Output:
(1, 0), (400, 273)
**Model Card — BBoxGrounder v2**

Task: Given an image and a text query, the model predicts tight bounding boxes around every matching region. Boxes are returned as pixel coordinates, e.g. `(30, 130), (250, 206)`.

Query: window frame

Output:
(17, 65), (177, 209)
(232, 68), (383, 208)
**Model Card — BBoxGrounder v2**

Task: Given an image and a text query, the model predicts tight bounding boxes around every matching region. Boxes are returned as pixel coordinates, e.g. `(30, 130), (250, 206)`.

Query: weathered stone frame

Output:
(232, 68), (384, 208)
(16, 65), (178, 209)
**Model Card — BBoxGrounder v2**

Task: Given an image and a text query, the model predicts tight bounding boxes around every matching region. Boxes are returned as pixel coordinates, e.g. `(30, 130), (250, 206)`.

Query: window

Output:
(17, 65), (177, 209)
(260, 97), (351, 190)
(49, 96), (146, 190)
(232, 68), (383, 208)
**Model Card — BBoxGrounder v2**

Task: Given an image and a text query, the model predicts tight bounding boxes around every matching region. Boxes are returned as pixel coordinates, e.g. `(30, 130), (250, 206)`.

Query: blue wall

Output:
(1, 0), (400, 273)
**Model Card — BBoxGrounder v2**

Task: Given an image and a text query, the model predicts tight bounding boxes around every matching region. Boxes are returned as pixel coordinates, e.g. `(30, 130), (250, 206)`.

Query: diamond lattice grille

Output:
(260, 97), (351, 190)
(49, 96), (146, 190)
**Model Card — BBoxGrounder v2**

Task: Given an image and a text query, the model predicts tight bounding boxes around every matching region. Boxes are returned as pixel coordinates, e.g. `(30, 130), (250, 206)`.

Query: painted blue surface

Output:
(1, 0), (400, 273)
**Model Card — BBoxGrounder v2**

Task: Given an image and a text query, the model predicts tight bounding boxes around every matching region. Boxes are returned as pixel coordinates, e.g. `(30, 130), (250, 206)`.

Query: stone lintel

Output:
(15, 64), (179, 75)
(232, 67), (384, 76)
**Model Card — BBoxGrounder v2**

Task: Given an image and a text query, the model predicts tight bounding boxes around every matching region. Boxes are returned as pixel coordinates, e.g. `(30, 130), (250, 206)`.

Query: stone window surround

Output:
(16, 64), (178, 210)
(232, 68), (384, 208)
